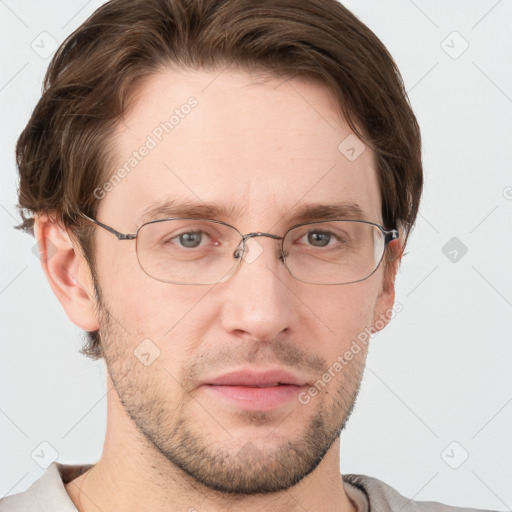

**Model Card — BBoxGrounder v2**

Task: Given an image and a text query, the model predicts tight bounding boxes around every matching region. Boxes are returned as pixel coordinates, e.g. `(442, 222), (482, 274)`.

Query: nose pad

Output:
(240, 237), (264, 264)
(233, 241), (244, 260)
(233, 235), (286, 267)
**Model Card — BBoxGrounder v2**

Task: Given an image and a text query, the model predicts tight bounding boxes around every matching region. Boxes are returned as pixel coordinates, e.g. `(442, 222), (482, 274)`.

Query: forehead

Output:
(100, 68), (382, 230)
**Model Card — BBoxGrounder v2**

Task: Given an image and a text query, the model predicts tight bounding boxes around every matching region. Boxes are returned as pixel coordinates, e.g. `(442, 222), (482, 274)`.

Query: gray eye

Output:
(307, 231), (332, 247)
(178, 231), (204, 248)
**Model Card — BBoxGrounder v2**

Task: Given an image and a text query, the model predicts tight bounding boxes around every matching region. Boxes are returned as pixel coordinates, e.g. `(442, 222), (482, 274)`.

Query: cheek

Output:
(94, 247), (181, 336)
(98, 257), (220, 356)
(306, 287), (377, 394)
(309, 280), (379, 353)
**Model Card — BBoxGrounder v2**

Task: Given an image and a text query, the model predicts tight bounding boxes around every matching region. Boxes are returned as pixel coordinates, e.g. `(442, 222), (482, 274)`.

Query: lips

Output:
(202, 368), (308, 387)
(199, 369), (310, 410)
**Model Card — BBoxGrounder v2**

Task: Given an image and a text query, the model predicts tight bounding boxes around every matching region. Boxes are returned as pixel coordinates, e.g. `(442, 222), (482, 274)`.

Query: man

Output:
(0, 0), (497, 511)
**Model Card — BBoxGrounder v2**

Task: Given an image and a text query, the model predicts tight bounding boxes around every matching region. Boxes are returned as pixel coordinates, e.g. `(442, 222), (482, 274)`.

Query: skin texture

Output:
(35, 68), (401, 512)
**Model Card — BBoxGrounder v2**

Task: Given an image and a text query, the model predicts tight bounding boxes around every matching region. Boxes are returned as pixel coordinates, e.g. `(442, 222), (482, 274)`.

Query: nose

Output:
(218, 235), (298, 343)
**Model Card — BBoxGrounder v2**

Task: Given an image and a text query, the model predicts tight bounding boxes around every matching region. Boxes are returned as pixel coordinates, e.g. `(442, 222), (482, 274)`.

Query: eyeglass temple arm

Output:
(78, 212), (136, 240)
(383, 228), (399, 245)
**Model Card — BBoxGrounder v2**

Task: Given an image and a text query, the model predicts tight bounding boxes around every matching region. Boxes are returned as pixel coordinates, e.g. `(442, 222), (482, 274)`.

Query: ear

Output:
(371, 237), (403, 334)
(33, 213), (99, 331)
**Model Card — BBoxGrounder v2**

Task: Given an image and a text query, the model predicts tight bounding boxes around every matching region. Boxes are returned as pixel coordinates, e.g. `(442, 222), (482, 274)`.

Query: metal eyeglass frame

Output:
(77, 212), (399, 285)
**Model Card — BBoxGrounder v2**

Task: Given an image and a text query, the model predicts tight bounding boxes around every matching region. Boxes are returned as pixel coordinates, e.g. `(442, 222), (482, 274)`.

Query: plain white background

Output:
(1, 0), (511, 509)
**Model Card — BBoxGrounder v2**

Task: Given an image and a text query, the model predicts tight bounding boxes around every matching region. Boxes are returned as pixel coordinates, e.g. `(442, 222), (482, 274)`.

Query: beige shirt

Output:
(0, 462), (498, 512)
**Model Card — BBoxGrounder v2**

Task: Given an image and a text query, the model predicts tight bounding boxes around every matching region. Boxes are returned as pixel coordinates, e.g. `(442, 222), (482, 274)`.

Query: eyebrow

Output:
(138, 199), (367, 226)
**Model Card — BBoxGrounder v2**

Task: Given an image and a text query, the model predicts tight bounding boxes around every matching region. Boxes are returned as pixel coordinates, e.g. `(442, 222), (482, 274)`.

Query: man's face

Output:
(89, 68), (394, 494)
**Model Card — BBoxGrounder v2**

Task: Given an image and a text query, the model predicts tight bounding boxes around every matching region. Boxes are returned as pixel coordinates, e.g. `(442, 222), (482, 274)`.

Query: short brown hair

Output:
(15, 0), (423, 360)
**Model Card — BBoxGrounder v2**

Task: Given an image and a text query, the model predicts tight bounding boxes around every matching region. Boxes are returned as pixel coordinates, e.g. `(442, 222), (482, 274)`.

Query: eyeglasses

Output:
(78, 213), (398, 285)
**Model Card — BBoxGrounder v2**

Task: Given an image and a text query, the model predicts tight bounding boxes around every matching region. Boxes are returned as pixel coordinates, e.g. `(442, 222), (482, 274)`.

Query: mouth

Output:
(200, 369), (309, 411)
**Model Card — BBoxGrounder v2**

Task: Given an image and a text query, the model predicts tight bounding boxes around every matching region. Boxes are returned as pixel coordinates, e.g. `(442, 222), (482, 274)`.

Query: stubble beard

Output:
(95, 285), (365, 496)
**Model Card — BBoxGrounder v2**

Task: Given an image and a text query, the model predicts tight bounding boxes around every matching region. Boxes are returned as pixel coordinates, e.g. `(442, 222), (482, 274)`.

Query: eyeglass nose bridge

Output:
(234, 232), (286, 260)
